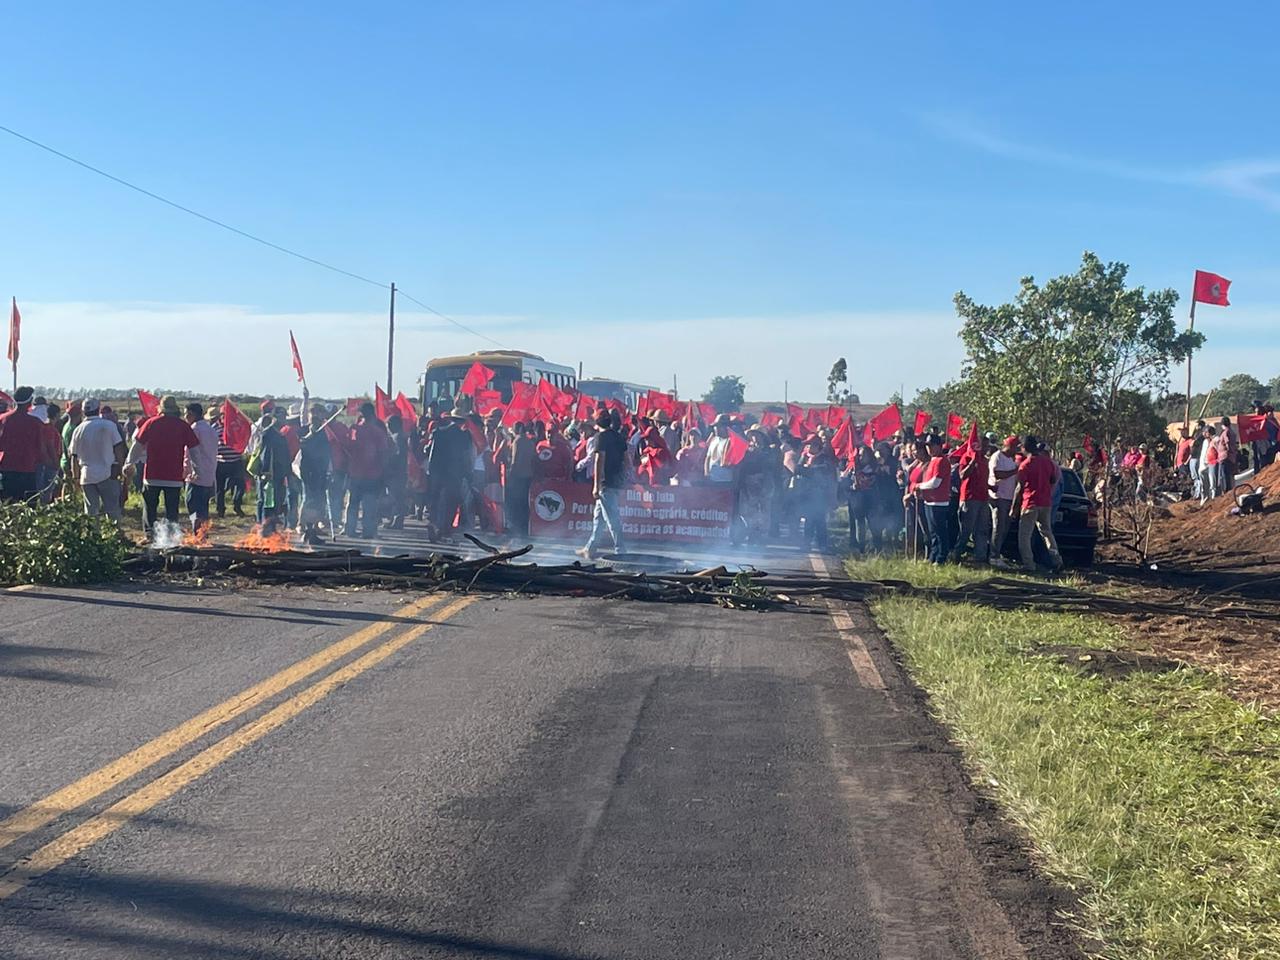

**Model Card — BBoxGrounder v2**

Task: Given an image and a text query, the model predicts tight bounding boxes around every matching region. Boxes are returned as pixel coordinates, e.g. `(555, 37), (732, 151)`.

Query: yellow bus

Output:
(421, 350), (577, 407)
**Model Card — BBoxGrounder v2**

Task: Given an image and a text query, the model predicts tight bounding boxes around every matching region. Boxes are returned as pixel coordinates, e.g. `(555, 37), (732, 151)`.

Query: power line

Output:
(398, 290), (504, 348)
(0, 122), (504, 347)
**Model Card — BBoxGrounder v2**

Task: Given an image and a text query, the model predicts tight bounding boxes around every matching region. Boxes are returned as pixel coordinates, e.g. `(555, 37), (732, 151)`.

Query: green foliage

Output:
(0, 499), (130, 585)
(702, 374), (747, 413)
(954, 252), (1200, 448)
(857, 556), (1280, 959)
(826, 358), (851, 404)
(908, 381), (967, 434)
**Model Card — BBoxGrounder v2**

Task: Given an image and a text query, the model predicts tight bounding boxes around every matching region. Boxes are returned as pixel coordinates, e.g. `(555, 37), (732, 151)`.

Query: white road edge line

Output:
(810, 554), (887, 691)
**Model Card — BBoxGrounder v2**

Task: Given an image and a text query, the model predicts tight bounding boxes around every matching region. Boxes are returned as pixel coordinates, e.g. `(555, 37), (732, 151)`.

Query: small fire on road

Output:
(234, 525), (295, 553)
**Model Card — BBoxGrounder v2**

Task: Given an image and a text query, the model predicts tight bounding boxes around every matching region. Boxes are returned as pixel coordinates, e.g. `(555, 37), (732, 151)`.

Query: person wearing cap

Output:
(953, 432), (994, 564)
(704, 414), (736, 483)
(133, 396), (201, 538)
(60, 400), (85, 492)
(424, 402), (473, 540)
(1014, 435), (1063, 573)
(0, 386), (52, 502)
(987, 435), (1020, 568)
(69, 398), (127, 519)
(913, 433), (954, 564)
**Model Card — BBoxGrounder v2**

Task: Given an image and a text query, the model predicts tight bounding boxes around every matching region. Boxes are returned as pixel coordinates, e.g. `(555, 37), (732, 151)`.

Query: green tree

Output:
(954, 251), (1201, 449)
(1198, 373), (1269, 418)
(702, 375), (746, 413)
(1269, 375), (1280, 401)
(827, 358), (851, 404)
(908, 381), (967, 435)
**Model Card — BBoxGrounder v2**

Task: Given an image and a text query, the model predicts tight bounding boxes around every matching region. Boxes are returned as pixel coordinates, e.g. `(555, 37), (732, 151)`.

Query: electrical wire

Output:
(0, 122), (504, 347)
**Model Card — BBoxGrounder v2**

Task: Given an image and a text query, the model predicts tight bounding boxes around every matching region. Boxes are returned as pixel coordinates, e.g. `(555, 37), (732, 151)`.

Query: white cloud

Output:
(924, 112), (1280, 212)
(12, 300), (963, 404)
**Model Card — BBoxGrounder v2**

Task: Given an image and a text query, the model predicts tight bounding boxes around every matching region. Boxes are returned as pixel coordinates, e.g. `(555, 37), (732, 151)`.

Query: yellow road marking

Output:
(0, 592), (451, 853)
(0, 594), (475, 901)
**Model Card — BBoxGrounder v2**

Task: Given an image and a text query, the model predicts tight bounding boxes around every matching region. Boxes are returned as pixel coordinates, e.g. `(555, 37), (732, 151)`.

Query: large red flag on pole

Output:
(137, 389), (160, 419)
(221, 398), (253, 453)
(374, 384), (394, 422)
(945, 412), (964, 441)
(723, 429), (749, 466)
(1193, 270), (1231, 306)
(912, 409), (931, 436)
(394, 391), (418, 424)
(459, 361), (495, 396)
(7, 298), (19, 388)
(289, 330), (306, 384)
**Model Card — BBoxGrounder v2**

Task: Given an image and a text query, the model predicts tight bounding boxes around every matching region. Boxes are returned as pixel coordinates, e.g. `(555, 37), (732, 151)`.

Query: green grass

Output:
(860, 557), (1280, 958)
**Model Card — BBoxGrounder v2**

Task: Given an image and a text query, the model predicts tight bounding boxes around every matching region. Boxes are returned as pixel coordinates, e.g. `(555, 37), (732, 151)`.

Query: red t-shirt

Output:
(907, 462), (925, 493)
(135, 414), (199, 483)
(1018, 455), (1058, 510)
(0, 409), (46, 472)
(958, 454), (990, 503)
(920, 456), (951, 504)
(279, 424), (301, 461)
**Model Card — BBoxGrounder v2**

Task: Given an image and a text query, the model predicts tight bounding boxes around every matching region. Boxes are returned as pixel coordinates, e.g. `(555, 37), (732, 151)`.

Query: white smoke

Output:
(151, 519), (185, 549)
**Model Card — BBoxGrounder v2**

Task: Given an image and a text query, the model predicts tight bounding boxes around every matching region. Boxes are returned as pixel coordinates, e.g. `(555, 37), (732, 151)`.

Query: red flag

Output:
(0, 389), (12, 407)
(289, 330), (306, 383)
(574, 394), (596, 422)
(501, 381), (538, 427)
(945, 412), (964, 441)
(394, 391), (418, 424)
(866, 403), (903, 444)
(346, 397), (363, 416)
(221, 398), (253, 453)
(759, 411), (783, 430)
(1193, 270), (1231, 307)
(804, 407), (824, 431)
(912, 410), (931, 436)
(823, 405), (848, 428)
(459, 361), (496, 396)
(698, 401), (717, 426)
(645, 390), (676, 416)
(374, 384), (393, 421)
(7, 298), (19, 368)
(958, 419), (979, 459)
(137, 389), (160, 418)
(537, 378), (574, 418)
(475, 388), (504, 416)
(1237, 413), (1267, 443)
(831, 418), (855, 460)
(723, 429), (749, 466)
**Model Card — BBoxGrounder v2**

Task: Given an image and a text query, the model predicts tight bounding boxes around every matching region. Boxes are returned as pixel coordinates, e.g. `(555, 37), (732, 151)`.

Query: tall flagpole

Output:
(386, 282), (396, 397)
(1183, 295), (1196, 434)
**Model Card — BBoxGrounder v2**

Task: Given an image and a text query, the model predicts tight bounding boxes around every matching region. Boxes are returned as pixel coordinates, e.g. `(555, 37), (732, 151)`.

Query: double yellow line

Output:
(0, 592), (474, 901)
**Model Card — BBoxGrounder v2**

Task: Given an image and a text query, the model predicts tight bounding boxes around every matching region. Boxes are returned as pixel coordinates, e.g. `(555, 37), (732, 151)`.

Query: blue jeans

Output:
(185, 483), (213, 530)
(923, 503), (954, 564)
(345, 477), (383, 538)
(585, 487), (624, 553)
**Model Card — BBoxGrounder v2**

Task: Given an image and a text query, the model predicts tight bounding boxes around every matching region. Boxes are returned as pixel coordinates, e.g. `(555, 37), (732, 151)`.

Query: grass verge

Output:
(849, 555), (1280, 960)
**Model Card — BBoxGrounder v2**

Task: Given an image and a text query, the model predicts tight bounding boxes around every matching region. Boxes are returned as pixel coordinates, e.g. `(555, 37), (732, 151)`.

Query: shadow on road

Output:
(8, 871), (599, 960)
(0, 642), (115, 687)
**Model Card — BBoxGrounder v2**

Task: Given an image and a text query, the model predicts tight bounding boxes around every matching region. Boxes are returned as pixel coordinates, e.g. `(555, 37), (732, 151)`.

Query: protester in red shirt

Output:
(343, 403), (392, 538)
(675, 428), (706, 486)
(637, 425), (674, 486)
(913, 434), (954, 564)
(134, 395), (200, 536)
(1014, 435), (1063, 573)
(0, 386), (49, 502)
(953, 433), (993, 563)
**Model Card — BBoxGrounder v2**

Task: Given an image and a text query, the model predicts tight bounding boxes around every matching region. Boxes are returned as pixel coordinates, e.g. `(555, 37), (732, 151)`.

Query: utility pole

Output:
(387, 282), (396, 396)
(1182, 296), (1196, 434)
(672, 373), (678, 399)
(784, 379), (788, 404)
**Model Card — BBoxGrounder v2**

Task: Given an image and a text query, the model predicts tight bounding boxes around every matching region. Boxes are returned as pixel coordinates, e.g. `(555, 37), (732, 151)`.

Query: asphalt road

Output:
(0, 580), (1080, 959)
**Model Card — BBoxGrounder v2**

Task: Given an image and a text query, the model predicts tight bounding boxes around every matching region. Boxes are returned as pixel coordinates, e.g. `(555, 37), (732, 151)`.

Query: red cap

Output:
(1004, 435), (1020, 447)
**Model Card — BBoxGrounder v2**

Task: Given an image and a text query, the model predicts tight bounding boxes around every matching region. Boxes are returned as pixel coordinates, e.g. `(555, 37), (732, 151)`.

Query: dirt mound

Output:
(1149, 461), (1280, 562)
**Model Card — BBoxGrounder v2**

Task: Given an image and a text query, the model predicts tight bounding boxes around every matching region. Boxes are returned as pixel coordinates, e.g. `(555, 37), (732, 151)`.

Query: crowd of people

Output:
(0, 381), (1115, 574)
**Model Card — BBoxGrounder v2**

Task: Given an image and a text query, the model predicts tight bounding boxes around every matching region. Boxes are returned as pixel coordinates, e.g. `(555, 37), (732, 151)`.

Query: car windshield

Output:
(1060, 469), (1085, 497)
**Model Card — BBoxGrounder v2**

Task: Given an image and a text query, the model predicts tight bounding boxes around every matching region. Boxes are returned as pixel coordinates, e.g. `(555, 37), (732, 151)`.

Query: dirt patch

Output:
(1033, 644), (1184, 679)
(1145, 461), (1280, 563)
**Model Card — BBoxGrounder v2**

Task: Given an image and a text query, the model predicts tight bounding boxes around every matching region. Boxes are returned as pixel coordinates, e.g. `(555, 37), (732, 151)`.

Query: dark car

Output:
(1003, 467), (1098, 567)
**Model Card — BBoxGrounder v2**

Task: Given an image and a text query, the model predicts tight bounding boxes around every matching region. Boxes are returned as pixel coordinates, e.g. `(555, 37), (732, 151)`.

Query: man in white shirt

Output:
(184, 402), (220, 533)
(68, 398), (126, 519)
(704, 415), (736, 483)
(987, 433), (1020, 568)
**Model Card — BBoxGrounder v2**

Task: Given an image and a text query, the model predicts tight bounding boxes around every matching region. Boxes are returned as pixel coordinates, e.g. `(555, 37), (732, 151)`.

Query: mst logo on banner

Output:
(528, 481), (734, 544)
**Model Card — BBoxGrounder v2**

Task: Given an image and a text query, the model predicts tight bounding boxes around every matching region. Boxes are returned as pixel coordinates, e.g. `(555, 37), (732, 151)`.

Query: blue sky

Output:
(2, 1), (1276, 402)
